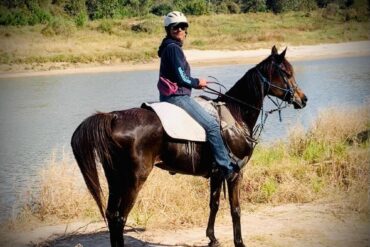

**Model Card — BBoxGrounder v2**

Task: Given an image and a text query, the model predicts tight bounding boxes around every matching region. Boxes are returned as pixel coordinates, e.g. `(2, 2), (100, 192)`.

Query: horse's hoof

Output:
(208, 239), (220, 247)
(235, 243), (246, 247)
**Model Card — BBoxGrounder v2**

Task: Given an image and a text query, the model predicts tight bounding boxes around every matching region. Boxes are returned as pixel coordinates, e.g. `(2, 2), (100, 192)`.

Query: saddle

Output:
(142, 96), (235, 141)
(142, 96), (255, 168)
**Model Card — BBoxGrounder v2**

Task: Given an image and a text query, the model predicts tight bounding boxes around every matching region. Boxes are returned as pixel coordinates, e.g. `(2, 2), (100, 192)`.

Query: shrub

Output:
(150, 3), (173, 16)
(75, 11), (88, 27)
(131, 20), (159, 33)
(86, 0), (120, 19)
(243, 0), (268, 12)
(322, 3), (340, 19)
(0, 8), (29, 25)
(64, 0), (86, 17)
(182, 0), (208, 15)
(41, 17), (76, 36)
(98, 19), (113, 34)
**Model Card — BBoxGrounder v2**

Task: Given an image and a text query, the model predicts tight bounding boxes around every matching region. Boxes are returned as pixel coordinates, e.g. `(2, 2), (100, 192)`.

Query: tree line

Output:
(0, 0), (368, 26)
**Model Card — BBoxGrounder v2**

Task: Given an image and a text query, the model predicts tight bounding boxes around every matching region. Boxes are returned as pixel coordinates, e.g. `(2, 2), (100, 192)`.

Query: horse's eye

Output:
(282, 69), (292, 78)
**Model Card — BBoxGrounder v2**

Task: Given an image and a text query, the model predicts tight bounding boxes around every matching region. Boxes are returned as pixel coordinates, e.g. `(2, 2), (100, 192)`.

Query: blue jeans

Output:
(160, 94), (232, 171)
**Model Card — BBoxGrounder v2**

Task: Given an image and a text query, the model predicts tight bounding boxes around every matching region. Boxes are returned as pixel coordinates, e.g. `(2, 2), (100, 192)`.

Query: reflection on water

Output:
(0, 56), (369, 221)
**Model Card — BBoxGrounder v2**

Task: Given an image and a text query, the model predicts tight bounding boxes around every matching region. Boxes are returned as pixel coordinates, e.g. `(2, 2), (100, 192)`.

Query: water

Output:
(0, 56), (369, 221)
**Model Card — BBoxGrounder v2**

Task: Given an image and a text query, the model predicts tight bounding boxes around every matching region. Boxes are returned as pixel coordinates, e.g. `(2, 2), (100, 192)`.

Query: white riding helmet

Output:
(164, 11), (188, 27)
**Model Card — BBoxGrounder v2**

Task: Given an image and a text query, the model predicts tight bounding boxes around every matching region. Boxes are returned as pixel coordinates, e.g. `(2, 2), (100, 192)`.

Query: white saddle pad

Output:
(143, 102), (206, 142)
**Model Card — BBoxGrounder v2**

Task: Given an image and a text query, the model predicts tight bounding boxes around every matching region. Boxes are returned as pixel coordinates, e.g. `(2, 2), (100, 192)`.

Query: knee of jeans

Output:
(204, 118), (220, 132)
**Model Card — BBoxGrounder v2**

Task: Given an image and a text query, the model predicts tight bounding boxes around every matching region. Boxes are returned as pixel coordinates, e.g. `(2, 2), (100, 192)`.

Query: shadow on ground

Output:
(33, 228), (208, 247)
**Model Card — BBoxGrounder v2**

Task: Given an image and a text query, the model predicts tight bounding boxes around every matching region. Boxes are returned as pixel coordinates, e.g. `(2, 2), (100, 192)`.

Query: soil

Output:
(2, 203), (369, 247)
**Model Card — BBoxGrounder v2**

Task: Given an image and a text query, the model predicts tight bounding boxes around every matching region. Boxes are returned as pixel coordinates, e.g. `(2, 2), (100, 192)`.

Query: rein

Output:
(204, 64), (294, 142)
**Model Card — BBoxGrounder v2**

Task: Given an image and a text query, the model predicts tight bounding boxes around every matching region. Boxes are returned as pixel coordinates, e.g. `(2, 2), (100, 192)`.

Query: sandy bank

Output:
(0, 41), (369, 79)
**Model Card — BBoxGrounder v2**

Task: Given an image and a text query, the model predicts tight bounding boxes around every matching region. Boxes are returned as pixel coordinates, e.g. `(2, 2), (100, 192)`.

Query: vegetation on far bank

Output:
(0, 0), (369, 72)
(3, 106), (369, 231)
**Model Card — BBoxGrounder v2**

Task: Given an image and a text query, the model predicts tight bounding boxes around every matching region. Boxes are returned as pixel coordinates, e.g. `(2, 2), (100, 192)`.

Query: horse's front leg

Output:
(228, 174), (245, 247)
(206, 173), (223, 247)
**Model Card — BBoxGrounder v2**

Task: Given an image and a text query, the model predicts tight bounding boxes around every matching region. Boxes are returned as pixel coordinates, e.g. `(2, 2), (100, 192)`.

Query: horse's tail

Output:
(71, 112), (117, 221)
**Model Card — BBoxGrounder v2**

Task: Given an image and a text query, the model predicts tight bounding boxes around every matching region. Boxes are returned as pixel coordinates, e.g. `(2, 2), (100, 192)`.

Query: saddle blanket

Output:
(142, 102), (206, 142)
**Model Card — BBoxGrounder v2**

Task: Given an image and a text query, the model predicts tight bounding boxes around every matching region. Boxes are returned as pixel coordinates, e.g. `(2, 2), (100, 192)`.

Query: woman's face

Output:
(169, 23), (188, 42)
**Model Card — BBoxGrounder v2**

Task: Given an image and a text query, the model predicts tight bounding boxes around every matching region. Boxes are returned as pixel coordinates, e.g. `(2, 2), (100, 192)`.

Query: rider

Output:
(157, 11), (239, 181)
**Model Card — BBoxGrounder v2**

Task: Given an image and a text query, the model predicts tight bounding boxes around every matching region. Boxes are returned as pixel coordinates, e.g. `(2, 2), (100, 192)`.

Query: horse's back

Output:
(110, 108), (164, 150)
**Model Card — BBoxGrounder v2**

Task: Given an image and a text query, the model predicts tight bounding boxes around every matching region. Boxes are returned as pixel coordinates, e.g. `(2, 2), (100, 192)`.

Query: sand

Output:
(0, 41), (369, 79)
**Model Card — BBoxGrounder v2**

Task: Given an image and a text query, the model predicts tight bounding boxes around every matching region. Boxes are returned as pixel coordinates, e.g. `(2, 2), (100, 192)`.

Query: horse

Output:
(71, 46), (307, 247)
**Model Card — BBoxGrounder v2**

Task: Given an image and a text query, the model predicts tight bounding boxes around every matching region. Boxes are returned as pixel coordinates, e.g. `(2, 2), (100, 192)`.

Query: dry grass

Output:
(3, 107), (369, 231)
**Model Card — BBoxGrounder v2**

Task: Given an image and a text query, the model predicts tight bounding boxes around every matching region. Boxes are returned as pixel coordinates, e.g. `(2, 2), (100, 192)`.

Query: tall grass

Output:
(4, 107), (369, 230)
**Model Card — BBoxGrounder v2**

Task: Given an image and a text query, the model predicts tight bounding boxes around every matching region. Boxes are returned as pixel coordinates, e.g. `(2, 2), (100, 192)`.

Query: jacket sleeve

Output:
(164, 44), (199, 88)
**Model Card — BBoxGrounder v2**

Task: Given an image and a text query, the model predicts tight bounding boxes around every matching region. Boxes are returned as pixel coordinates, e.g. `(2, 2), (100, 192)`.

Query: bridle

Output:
(204, 61), (297, 143)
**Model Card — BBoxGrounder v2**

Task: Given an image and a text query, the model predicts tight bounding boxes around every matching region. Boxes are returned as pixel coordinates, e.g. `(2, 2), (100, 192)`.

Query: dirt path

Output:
(3, 203), (369, 247)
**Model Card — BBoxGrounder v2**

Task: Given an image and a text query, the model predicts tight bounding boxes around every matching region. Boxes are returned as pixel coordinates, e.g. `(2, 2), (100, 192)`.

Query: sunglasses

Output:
(170, 23), (188, 31)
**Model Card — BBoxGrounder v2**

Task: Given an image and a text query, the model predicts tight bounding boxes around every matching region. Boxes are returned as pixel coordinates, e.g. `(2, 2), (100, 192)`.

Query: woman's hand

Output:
(198, 78), (207, 89)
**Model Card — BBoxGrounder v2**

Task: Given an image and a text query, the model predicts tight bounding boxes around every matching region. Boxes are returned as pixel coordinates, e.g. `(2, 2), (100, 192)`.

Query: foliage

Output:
(86, 0), (120, 19)
(0, 2), (51, 25)
(150, 2), (173, 16)
(266, 0), (318, 13)
(75, 11), (88, 27)
(41, 16), (75, 36)
(0, 0), (368, 26)
(182, 0), (209, 15)
(242, 0), (268, 12)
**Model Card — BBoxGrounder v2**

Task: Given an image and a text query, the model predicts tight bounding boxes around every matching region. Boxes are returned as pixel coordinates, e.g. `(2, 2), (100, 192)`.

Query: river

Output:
(0, 56), (369, 221)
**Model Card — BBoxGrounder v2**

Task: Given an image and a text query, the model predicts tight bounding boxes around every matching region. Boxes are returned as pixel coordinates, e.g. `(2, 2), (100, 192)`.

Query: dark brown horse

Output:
(71, 46), (307, 247)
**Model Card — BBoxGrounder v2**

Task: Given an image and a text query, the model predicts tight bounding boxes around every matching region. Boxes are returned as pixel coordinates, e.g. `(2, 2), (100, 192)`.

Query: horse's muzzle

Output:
(293, 94), (308, 109)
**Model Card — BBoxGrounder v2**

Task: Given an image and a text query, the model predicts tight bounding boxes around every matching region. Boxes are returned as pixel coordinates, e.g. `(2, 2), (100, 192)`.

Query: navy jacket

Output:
(158, 37), (199, 96)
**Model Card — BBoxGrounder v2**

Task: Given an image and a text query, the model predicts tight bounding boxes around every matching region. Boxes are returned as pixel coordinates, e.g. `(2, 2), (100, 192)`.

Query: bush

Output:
(0, 8), (29, 25)
(243, 0), (268, 12)
(0, 3), (52, 26)
(322, 3), (340, 19)
(97, 19), (113, 34)
(64, 0), (86, 17)
(150, 3), (173, 16)
(41, 17), (76, 36)
(86, 0), (119, 19)
(75, 11), (88, 27)
(29, 6), (52, 25)
(182, 0), (208, 15)
(131, 20), (158, 33)
(266, 0), (316, 12)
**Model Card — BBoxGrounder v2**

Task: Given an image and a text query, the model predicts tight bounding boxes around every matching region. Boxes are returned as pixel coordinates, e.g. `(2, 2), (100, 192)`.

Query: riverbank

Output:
(0, 40), (369, 79)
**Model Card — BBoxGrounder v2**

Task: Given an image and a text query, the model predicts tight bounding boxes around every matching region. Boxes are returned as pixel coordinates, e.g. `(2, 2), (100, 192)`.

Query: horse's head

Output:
(259, 46), (308, 109)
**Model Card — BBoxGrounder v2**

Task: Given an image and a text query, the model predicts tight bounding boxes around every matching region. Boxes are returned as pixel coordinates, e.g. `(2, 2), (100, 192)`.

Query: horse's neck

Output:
(225, 71), (265, 131)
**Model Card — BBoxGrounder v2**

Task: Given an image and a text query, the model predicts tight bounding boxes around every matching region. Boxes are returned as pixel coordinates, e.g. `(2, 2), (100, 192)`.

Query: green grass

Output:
(0, 10), (368, 71)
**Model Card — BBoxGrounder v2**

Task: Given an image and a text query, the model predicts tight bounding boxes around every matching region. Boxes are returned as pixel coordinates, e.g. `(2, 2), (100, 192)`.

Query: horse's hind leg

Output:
(105, 154), (154, 247)
(105, 166), (126, 247)
(206, 173), (223, 247)
(106, 191), (125, 247)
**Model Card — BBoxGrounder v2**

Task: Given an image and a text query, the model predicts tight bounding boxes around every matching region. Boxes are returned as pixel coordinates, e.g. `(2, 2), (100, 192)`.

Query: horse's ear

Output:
(280, 47), (287, 58)
(271, 45), (278, 55)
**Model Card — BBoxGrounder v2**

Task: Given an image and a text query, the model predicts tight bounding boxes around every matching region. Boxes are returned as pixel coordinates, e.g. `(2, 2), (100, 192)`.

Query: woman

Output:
(157, 11), (238, 181)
